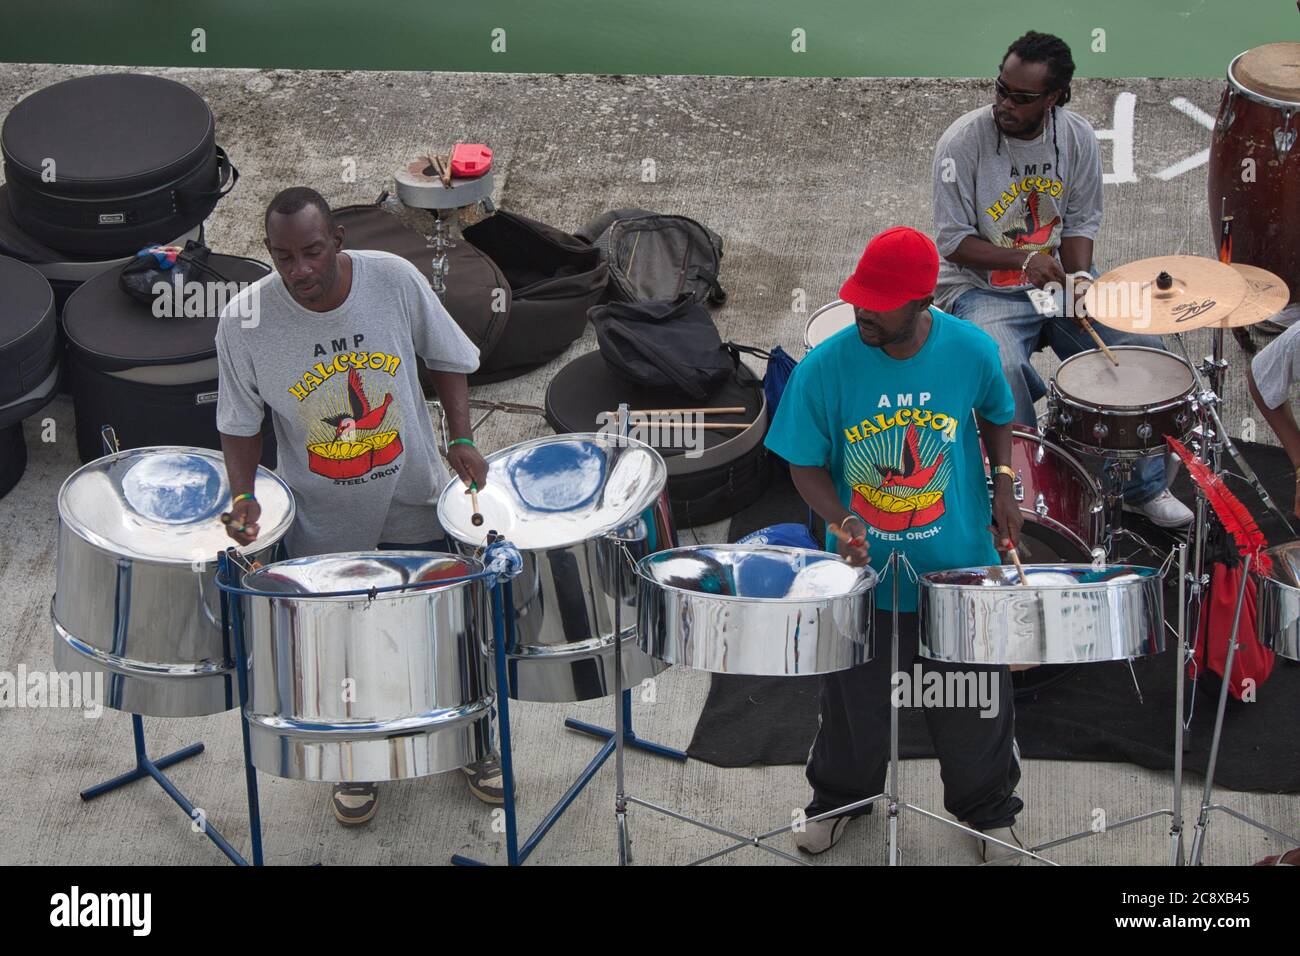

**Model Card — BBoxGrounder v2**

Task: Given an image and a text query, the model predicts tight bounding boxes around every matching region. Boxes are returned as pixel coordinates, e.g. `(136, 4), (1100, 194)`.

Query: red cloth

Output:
(1192, 563), (1275, 701)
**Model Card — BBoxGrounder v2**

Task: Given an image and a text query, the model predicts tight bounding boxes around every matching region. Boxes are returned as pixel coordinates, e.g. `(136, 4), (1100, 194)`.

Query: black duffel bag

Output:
(462, 210), (607, 383)
(590, 294), (733, 400)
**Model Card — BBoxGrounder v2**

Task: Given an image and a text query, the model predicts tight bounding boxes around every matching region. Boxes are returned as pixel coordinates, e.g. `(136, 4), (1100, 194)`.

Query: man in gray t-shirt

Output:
(216, 187), (500, 824)
(1250, 321), (1300, 518)
(932, 30), (1191, 529)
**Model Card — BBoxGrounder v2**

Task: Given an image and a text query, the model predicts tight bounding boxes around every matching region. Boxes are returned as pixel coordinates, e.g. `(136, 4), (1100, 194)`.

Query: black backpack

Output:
(590, 294), (733, 400)
(578, 208), (726, 306)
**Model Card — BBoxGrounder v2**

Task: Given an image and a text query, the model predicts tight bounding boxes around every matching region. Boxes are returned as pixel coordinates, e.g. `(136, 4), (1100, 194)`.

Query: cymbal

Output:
(1083, 255), (1248, 335)
(1218, 264), (1290, 328)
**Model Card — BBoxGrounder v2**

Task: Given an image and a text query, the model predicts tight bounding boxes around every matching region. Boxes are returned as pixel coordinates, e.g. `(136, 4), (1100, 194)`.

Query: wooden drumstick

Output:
(1079, 317), (1120, 366)
(443, 147), (456, 187)
(469, 482), (483, 527)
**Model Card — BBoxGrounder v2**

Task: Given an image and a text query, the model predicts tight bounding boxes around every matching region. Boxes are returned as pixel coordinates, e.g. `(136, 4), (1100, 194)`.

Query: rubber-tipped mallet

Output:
(469, 482), (483, 527)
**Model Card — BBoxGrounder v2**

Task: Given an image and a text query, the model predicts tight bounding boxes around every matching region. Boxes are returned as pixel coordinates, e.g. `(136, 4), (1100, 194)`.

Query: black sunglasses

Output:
(994, 77), (1051, 107)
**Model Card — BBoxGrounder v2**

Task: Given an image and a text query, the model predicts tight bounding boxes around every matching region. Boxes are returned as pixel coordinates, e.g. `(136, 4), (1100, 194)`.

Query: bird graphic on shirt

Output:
(870, 424), (943, 490)
(1002, 189), (1061, 248)
(321, 368), (394, 441)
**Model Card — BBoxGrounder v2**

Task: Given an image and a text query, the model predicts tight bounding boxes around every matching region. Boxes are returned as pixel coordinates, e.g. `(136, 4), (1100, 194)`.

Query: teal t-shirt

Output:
(764, 307), (1014, 611)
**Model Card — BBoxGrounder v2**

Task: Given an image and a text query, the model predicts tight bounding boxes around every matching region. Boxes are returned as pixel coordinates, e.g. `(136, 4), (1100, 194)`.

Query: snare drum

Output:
(1048, 346), (1196, 459)
(803, 300), (854, 351)
(985, 428), (1105, 563)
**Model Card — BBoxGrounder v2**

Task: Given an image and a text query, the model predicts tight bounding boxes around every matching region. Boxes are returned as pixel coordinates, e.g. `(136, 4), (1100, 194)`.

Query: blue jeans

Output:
(950, 286), (1166, 506)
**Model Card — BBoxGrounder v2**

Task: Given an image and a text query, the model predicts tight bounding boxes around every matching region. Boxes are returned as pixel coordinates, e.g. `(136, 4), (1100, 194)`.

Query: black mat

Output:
(686, 443), (1300, 793)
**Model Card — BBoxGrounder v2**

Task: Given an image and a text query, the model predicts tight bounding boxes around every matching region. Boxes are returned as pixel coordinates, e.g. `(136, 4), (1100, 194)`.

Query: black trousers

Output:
(806, 608), (1024, 830)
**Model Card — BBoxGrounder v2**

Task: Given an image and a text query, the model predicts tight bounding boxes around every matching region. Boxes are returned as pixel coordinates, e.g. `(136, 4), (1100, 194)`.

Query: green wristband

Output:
(448, 438), (476, 449)
(232, 492), (256, 504)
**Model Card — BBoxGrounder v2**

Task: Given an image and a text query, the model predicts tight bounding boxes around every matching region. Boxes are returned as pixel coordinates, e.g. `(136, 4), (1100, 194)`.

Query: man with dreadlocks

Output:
(933, 30), (1193, 529)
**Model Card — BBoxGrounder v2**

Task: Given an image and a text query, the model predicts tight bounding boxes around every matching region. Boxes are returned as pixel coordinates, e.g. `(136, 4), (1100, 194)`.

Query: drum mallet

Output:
(469, 481), (483, 527)
(829, 520), (865, 549)
(1006, 544), (1028, 585)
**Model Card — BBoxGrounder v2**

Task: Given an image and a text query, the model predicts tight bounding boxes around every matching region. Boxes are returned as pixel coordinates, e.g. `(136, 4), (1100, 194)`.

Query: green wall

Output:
(0, 1), (1297, 78)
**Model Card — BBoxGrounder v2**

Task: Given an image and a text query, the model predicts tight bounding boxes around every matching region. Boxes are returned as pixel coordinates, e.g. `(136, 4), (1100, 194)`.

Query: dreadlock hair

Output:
(993, 31), (1076, 180)
(264, 186), (335, 233)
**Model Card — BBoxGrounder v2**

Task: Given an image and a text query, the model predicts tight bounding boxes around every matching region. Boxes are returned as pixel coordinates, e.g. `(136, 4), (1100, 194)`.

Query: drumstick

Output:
(469, 482), (483, 527)
(1079, 318), (1119, 366)
(443, 147), (456, 187)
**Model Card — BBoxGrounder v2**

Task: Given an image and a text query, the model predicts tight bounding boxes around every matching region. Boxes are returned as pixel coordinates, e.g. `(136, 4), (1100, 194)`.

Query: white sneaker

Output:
(793, 815), (853, 855)
(972, 826), (1024, 865)
(1124, 489), (1194, 528)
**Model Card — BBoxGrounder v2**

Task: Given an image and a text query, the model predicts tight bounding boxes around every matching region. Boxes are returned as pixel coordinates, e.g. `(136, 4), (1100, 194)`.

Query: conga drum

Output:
(1210, 43), (1300, 305)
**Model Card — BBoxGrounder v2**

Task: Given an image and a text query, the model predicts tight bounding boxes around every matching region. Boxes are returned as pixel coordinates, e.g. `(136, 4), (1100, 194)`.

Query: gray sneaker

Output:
(973, 825), (1024, 865)
(331, 782), (379, 826)
(462, 754), (511, 805)
(793, 815), (854, 855)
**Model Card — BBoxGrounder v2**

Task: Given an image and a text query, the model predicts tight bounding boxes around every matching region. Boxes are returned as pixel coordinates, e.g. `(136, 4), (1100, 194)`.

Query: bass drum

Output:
(1210, 44), (1300, 305)
(984, 427), (1107, 697)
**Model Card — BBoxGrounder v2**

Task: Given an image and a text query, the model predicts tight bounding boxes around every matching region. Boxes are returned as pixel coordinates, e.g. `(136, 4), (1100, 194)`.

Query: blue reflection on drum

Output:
(509, 442), (605, 513)
(120, 452), (225, 525)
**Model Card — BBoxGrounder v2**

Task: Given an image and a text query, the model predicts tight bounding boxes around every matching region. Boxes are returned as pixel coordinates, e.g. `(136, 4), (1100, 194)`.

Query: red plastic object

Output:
(450, 144), (492, 178)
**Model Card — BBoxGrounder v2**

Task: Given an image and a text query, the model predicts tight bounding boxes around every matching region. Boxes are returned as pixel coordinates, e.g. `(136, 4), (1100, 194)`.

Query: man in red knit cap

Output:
(766, 226), (1027, 862)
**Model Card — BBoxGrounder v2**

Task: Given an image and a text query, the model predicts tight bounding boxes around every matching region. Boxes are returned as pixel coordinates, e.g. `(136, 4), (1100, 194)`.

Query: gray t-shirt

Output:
(215, 250), (479, 557)
(932, 106), (1104, 312)
(1252, 319), (1300, 410)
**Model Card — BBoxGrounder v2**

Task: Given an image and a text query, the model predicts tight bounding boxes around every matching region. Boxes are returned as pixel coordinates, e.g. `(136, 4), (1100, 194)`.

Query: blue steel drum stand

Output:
(452, 404), (687, 867)
(215, 540), (529, 866)
(77, 426), (255, 865)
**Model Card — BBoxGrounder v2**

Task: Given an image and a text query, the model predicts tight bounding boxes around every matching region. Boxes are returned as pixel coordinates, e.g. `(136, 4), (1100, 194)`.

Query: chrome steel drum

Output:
(439, 433), (671, 702)
(1048, 346), (1196, 459)
(51, 446), (294, 717)
(918, 564), (1164, 665)
(803, 300), (854, 351)
(636, 544), (876, 675)
(1255, 542), (1300, 663)
(241, 552), (491, 782)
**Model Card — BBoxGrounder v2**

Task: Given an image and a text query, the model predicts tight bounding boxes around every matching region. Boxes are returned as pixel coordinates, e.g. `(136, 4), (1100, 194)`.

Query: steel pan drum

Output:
(241, 552), (491, 782)
(636, 544), (876, 675)
(51, 446), (294, 717)
(439, 433), (671, 702)
(803, 300), (854, 351)
(1255, 542), (1300, 663)
(918, 564), (1164, 665)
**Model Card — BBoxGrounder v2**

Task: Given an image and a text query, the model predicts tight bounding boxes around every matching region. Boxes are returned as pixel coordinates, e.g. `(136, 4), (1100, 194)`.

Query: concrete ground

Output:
(0, 64), (1296, 866)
